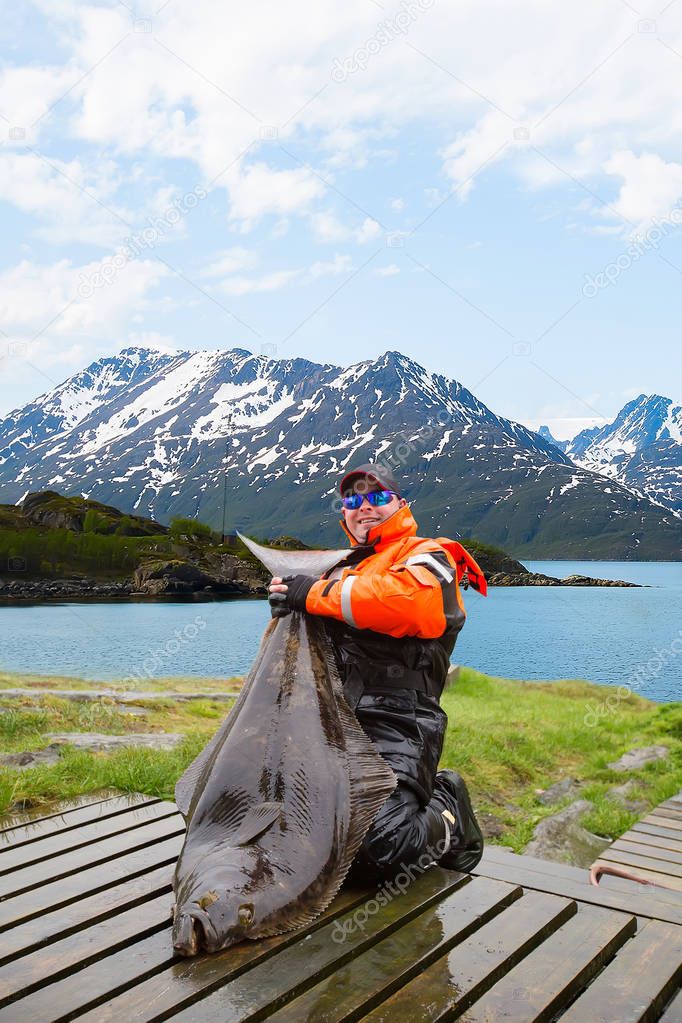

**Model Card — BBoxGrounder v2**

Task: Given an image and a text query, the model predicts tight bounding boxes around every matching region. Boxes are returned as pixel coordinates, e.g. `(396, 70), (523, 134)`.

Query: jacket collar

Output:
(339, 503), (418, 550)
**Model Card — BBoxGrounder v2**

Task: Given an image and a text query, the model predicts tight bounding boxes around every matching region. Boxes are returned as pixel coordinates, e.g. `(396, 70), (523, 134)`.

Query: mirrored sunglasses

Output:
(341, 490), (397, 510)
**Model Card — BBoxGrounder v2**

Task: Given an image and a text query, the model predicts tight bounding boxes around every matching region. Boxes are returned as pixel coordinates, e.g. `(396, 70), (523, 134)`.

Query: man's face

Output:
(341, 477), (406, 543)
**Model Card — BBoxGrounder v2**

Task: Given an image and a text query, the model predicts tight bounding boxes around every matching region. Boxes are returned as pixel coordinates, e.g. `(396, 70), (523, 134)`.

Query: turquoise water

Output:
(2, 561), (681, 702)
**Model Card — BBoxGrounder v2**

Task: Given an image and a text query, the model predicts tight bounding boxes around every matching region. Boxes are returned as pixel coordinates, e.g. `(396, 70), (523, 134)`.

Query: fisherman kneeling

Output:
(268, 463), (485, 882)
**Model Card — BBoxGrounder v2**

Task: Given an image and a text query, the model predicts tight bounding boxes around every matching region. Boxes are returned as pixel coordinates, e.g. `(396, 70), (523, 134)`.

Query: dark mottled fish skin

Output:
(172, 536), (397, 956)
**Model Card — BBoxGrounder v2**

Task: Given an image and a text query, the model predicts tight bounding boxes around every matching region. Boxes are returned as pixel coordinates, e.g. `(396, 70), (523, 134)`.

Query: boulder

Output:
(524, 799), (611, 867)
(606, 780), (649, 815)
(561, 574), (638, 588)
(20, 491), (85, 532)
(45, 732), (185, 752)
(536, 777), (583, 806)
(132, 560), (218, 595)
(486, 571), (639, 588)
(607, 746), (669, 772)
(477, 811), (506, 839)
(0, 744), (63, 769)
(132, 555), (266, 596)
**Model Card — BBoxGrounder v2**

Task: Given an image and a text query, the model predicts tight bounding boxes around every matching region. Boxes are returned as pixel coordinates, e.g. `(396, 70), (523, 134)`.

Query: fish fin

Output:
(175, 727), (224, 820)
(336, 692), (399, 868)
(174, 621), (278, 820)
(317, 620), (398, 860)
(237, 532), (349, 579)
(233, 801), (283, 846)
(313, 621), (397, 891)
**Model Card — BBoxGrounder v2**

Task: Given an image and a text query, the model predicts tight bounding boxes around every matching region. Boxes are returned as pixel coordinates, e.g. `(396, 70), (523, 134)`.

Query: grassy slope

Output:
(441, 669), (682, 850)
(1, 667), (681, 852)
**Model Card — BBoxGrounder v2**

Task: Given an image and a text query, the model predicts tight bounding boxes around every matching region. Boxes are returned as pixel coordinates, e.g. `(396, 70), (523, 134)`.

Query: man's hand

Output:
(268, 575), (316, 618)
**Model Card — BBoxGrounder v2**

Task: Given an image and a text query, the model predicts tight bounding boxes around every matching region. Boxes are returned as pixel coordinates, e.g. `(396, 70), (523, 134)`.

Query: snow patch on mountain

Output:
(1, 346), (681, 558)
(567, 394), (682, 515)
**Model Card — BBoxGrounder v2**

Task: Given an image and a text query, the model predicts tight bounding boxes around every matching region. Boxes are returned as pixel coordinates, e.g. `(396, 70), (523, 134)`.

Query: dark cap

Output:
(339, 462), (401, 496)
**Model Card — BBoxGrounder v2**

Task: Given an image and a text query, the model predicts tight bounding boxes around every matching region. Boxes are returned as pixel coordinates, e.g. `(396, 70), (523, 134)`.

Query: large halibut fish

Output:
(171, 534), (397, 956)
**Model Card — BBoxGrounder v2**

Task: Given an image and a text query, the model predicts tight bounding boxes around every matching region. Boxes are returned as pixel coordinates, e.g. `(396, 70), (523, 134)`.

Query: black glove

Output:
(268, 575), (316, 618)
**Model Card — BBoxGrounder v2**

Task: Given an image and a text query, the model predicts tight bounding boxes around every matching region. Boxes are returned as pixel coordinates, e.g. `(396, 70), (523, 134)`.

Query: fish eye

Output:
(197, 890), (219, 910)
(238, 902), (255, 927)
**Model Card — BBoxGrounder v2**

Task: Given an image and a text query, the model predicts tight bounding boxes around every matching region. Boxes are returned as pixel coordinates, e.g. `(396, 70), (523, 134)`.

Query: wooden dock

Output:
(591, 793), (682, 893)
(1, 792), (681, 1021)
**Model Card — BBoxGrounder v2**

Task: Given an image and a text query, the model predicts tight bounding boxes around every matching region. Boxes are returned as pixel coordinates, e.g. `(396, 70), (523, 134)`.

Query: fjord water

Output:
(2, 562), (681, 702)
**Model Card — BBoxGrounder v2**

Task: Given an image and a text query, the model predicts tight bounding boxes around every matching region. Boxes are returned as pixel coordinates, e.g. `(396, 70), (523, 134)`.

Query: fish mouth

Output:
(172, 905), (219, 956)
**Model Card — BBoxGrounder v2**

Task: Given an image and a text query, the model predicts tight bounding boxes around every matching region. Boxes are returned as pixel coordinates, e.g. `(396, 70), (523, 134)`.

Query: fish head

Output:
(173, 850), (268, 955)
(173, 889), (262, 954)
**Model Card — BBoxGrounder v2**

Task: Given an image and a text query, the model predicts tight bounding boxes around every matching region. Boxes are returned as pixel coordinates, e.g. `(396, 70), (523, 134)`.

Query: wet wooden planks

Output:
(592, 793), (682, 894)
(0, 795), (681, 1021)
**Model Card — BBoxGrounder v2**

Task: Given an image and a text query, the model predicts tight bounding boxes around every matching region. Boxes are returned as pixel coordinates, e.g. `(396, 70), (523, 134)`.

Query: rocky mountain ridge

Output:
(1, 347), (680, 559)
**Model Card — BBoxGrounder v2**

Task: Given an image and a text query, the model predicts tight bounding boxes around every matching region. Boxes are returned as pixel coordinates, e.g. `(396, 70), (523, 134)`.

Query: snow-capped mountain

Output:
(1, 347), (681, 559)
(565, 395), (682, 516)
(0, 346), (178, 464)
(537, 425), (568, 453)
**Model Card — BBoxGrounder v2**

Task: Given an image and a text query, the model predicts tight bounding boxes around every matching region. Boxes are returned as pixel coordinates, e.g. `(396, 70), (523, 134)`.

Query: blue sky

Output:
(1, 0), (681, 438)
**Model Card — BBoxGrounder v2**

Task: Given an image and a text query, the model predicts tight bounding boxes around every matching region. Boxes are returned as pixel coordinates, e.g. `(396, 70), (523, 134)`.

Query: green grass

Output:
(1, 667), (681, 855)
(0, 736), (208, 813)
(440, 669), (682, 850)
(0, 670), (242, 693)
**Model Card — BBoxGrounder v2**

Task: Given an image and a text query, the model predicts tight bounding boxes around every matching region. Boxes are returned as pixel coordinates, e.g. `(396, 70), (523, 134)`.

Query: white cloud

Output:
(0, 153), (129, 245)
(376, 263), (401, 277)
(125, 331), (179, 353)
(0, 65), (78, 139)
(602, 150), (682, 231)
(356, 216), (382, 243)
(224, 162), (326, 229)
(0, 257), (170, 339)
(0, 255), (173, 410)
(309, 254), (354, 277)
(312, 209), (382, 244)
(311, 210), (351, 243)
(220, 268), (302, 295)
(201, 248), (258, 278)
(7, 1), (682, 256)
(203, 250), (354, 294)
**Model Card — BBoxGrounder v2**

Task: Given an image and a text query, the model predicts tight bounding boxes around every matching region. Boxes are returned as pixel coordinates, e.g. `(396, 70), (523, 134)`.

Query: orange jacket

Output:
(305, 504), (486, 640)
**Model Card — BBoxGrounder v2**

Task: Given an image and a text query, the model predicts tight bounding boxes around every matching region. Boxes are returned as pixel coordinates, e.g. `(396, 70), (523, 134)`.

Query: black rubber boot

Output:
(347, 782), (452, 885)
(430, 769), (484, 873)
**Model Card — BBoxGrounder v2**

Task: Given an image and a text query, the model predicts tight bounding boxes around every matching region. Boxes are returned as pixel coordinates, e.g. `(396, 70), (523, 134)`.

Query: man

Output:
(268, 463), (485, 882)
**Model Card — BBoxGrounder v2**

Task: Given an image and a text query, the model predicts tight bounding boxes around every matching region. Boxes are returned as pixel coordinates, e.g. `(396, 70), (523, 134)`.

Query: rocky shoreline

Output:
(485, 571), (639, 587)
(0, 551), (269, 601)
(0, 490), (643, 601)
(0, 563), (639, 601)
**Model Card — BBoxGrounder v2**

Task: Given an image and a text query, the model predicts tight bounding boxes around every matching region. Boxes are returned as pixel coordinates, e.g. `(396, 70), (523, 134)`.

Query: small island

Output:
(0, 490), (638, 603)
